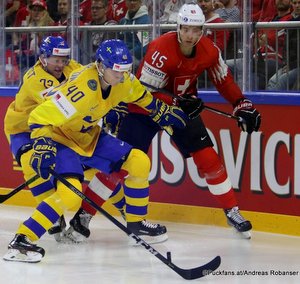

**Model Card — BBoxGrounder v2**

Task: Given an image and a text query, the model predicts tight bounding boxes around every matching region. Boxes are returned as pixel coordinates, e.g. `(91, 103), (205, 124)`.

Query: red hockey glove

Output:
(233, 98), (261, 134)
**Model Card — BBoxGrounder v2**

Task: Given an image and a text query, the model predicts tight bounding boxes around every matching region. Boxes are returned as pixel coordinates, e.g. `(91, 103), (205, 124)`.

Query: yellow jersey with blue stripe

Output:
(28, 63), (154, 156)
(4, 59), (82, 139)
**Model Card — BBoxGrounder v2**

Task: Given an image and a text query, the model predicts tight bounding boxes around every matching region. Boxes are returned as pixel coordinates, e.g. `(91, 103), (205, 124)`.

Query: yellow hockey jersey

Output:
(4, 59), (82, 140)
(28, 63), (155, 156)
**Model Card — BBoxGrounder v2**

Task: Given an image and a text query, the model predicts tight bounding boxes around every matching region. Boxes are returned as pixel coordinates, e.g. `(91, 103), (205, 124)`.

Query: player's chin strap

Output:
(49, 168), (221, 280)
(39, 56), (49, 70)
(95, 61), (111, 86)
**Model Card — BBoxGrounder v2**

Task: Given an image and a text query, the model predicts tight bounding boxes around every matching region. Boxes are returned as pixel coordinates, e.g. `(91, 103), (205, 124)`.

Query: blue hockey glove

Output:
(30, 137), (56, 179)
(178, 94), (204, 119)
(103, 102), (128, 136)
(233, 98), (261, 134)
(149, 99), (188, 133)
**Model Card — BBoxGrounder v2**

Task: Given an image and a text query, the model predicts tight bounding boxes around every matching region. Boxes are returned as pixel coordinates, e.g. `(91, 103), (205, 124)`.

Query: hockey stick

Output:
(0, 174), (39, 203)
(140, 81), (244, 123)
(49, 168), (221, 280)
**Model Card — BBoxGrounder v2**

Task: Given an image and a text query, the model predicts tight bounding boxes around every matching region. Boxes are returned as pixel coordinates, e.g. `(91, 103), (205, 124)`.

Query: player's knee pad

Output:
(56, 177), (82, 210)
(121, 149), (150, 187)
(191, 147), (227, 181)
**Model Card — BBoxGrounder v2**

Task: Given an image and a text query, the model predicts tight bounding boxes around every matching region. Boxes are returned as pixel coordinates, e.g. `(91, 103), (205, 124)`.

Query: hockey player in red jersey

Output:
(67, 3), (261, 241)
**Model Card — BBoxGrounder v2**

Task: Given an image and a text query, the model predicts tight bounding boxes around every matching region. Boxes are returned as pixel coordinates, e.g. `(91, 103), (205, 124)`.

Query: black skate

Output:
(224, 206), (252, 239)
(66, 208), (92, 242)
(48, 215), (67, 242)
(127, 220), (168, 245)
(3, 234), (45, 263)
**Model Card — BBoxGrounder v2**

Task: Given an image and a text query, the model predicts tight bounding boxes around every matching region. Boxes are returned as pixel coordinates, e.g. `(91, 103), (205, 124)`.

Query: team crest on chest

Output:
(87, 79), (97, 91)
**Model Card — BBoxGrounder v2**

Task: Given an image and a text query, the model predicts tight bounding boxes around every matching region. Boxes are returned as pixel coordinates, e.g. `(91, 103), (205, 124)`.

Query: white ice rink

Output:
(1, 204), (300, 284)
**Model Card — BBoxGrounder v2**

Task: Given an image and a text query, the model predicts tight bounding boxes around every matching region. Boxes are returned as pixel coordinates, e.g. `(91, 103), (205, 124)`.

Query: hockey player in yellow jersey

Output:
(4, 36), (82, 241)
(3, 39), (188, 263)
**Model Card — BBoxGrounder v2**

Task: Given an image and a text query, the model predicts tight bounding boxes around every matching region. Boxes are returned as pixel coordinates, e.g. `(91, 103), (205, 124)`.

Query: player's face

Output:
(103, 68), (127, 85)
(179, 25), (203, 47)
(45, 56), (69, 79)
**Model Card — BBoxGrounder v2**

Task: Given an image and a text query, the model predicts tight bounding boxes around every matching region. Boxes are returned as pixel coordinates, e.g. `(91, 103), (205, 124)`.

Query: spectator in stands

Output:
(46, 0), (59, 22)
(258, 0), (278, 22)
(214, 0), (241, 22)
(107, 0), (128, 22)
(6, 0), (26, 45)
(5, 0), (26, 27)
(14, 0), (30, 27)
(197, 0), (229, 52)
(55, 0), (70, 26)
(53, 0), (85, 41)
(12, 0), (54, 71)
(119, 0), (150, 71)
(252, 0), (264, 22)
(79, 0), (92, 23)
(213, 0), (240, 60)
(239, 0), (277, 22)
(254, 0), (292, 89)
(158, 0), (186, 24)
(267, 0), (300, 91)
(87, 0), (118, 54)
(226, 0), (292, 90)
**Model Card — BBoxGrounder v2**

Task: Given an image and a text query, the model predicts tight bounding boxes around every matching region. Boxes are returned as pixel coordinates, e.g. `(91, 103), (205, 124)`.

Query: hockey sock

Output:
(17, 192), (64, 241)
(82, 171), (126, 215)
(192, 147), (237, 209)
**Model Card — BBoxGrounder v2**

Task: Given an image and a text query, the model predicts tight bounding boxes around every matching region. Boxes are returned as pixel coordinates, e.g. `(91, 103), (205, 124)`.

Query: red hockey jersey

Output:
(130, 31), (243, 114)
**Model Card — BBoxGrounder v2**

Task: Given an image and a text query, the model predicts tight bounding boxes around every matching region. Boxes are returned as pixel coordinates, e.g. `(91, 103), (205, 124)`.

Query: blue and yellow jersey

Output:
(4, 59), (82, 140)
(28, 63), (155, 156)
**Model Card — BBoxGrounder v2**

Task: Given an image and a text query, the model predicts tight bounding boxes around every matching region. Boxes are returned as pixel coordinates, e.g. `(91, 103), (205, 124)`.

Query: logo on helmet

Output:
(183, 17), (189, 23)
(52, 47), (70, 56)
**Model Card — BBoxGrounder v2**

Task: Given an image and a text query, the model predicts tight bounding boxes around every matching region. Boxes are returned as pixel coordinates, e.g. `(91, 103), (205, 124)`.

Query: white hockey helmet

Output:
(177, 3), (205, 27)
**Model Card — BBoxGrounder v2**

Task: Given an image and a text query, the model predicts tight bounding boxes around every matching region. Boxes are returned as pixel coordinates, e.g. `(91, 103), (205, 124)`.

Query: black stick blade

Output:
(174, 255), (221, 280)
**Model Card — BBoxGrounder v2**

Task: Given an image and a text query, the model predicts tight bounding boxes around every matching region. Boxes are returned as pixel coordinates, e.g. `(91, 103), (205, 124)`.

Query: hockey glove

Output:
(178, 94), (204, 119)
(149, 99), (188, 133)
(103, 102), (128, 136)
(30, 137), (56, 179)
(233, 98), (261, 134)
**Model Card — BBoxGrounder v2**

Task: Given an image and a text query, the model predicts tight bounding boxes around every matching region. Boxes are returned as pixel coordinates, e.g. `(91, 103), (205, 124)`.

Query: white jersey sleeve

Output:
(139, 61), (168, 92)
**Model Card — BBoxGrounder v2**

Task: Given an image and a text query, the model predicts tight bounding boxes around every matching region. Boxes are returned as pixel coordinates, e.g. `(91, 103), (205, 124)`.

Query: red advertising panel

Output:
(148, 103), (300, 217)
(1, 96), (299, 217)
